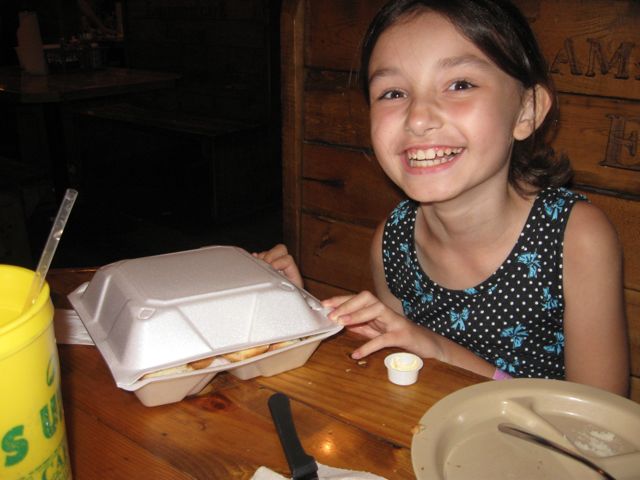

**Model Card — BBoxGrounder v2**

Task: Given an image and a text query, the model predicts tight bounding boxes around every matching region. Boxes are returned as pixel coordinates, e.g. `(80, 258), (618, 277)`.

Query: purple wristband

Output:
(492, 368), (512, 380)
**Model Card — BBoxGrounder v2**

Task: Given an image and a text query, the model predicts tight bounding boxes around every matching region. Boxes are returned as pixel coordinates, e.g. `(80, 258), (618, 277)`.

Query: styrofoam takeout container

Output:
(68, 246), (343, 406)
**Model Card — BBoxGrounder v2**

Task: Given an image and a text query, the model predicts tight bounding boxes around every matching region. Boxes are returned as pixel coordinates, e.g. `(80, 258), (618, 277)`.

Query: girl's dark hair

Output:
(360, 0), (572, 192)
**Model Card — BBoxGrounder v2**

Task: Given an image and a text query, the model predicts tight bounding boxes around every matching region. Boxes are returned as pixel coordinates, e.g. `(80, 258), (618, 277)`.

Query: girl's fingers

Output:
(346, 323), (382, 339)
(253, 245), (304, 289)
(335, 301), (386, 327)
(259, 243), (288, 263)
(321, 295), (356, 309)
(269, 255), (294, 271)
(324, 291), (379, 321)
(351, 334), (393, 359)
(274, 259), (303, 288)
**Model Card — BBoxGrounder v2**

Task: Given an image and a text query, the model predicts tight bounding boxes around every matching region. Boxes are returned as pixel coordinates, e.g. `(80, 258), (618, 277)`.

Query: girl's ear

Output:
(513, 85), (553, 140)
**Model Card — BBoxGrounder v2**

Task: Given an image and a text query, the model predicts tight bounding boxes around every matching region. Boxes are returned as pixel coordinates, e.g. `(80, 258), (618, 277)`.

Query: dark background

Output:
(0, 0), (283, 269)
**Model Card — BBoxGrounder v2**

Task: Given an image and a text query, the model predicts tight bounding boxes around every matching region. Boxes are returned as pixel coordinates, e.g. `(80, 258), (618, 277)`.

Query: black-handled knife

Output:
(268, 393), (319, 480)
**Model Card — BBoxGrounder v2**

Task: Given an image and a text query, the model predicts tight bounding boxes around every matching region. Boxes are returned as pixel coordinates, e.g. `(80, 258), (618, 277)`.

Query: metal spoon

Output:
(498, 422), (616, 480)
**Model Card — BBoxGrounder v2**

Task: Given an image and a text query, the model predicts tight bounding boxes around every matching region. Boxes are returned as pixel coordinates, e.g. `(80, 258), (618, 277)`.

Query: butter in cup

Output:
(384, 352), (423, 386)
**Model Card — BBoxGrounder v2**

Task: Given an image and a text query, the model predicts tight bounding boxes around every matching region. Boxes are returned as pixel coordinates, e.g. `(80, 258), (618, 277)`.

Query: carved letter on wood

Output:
(551, 38), (583, 76)
(586, 39), (634, 79)
(602, 114), (639, 170)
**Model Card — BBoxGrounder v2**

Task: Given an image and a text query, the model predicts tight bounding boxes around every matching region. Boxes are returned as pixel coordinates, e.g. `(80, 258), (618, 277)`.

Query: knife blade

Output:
(268, 392), (319, 480)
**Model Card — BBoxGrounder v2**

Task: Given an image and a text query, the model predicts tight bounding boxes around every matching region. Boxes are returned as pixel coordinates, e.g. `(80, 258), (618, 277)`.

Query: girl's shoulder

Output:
(555, 188), (621, 264)
(531, 186), (587, 226)
(386, 198), (418, 222)
(536, 186), (587, 205)
(565, 199), (620, 251)
(383, 198), (418, 235)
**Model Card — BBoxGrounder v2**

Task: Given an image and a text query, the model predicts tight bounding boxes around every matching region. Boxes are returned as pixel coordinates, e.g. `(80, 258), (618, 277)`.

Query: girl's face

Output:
(368, 11), (530, 204)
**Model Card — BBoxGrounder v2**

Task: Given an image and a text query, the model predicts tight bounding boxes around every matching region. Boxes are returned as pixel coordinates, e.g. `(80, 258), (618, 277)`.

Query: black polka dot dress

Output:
(381, 187), (587, 379)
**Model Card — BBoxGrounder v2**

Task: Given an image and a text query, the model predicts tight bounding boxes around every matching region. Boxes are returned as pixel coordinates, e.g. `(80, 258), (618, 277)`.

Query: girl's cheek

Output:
(442, 100), (476, 119)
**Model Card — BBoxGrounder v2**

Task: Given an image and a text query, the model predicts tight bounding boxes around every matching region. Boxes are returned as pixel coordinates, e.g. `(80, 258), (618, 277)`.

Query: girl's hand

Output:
(253, 244), (304, 289)
(322, 291), (445, 361)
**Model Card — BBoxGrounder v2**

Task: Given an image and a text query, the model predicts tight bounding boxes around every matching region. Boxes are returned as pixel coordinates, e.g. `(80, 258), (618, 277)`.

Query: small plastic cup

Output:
(384, 352), (423, 386)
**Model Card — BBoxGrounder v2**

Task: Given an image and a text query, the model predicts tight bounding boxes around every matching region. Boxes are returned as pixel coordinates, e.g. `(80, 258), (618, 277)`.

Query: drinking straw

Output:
(22, 188), (78, 313)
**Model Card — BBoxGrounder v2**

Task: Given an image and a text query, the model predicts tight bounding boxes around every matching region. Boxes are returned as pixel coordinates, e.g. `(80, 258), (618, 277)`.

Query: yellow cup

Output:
(0, 265), (72, 479)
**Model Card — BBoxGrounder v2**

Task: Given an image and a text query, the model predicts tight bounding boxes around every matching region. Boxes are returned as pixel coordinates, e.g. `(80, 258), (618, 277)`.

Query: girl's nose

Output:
(404, 98), (442, 136)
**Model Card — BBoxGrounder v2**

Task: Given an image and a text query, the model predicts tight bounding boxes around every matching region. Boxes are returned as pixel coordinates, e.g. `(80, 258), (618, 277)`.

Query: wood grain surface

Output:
(48, 268), (486, 479)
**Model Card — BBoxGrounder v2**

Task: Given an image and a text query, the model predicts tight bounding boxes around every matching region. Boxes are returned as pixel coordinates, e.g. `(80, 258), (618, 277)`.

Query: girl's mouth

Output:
(406, 147), (463, 168)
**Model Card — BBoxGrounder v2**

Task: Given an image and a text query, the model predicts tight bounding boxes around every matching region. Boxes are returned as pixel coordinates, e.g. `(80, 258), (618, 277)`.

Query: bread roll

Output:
(141, 338), (300, 379)
(142, 363), (193, 379)
(222, 344), (270, 362)
(268, 339), (301, 351)
(142, 356), (216, 380)
(188, 356), (217, 370)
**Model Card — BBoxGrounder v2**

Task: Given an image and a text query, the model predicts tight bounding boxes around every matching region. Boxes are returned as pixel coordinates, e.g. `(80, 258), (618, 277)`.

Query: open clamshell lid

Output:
(68, 246), (339, 386)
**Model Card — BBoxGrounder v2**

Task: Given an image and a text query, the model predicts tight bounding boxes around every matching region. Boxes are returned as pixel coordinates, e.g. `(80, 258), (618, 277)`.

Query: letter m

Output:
(585, 39), (634, 79)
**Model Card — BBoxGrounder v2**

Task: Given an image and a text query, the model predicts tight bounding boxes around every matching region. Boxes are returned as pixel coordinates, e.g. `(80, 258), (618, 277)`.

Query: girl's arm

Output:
(562, 202), (629, 396)
(323, 222), (497, 378)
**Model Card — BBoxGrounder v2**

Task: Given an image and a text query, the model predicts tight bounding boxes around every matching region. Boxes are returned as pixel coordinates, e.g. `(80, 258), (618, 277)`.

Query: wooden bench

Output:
(66, 102), (280, 223)
(280, 0), (640, 401)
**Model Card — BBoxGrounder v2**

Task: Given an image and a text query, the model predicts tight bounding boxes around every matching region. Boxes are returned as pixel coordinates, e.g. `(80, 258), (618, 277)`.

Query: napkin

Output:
(252, 464), (387, 480)
(54, 309), (94, 345)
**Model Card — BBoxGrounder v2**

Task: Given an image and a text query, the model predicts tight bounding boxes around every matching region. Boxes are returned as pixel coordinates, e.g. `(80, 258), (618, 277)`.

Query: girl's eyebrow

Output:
(368, 67), (399, 86)
(368, 54), (493, 85)
(437, 54), (493, 70)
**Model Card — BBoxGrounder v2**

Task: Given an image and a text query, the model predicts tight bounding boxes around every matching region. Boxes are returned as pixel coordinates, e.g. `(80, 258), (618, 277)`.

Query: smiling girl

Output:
(259, 0), (629, 396)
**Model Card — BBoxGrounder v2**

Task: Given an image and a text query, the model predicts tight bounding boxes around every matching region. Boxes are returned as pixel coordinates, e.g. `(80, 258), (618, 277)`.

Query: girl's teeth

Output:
(407, 147), (461, 167)
(410, 157), (444, 167)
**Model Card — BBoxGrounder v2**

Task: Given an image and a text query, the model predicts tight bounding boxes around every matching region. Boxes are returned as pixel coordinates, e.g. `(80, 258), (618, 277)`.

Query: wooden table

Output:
(0, 66), (180, 104)
(48, 268), (487, 480)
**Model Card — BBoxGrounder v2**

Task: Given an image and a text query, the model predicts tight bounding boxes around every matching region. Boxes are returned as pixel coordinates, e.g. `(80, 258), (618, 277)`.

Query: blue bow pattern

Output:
(402, 298), (413, 315)
(544, 331), (565, 355)
(389, 200), (412, 226)
(500, 323), (529, 348)
(541, 287), (559, 311)
(517, 252), (540, 278)
(495, 357), (520, 374)
(413, 276), (433, 304)
(544, 198), (565, 220)
(450, 307), (469, 331)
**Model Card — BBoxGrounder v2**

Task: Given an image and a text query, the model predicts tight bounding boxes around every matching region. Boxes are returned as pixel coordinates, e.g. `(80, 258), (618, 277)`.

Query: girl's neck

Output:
(418, 183), (533, 247)
(414, 183), (537, 289)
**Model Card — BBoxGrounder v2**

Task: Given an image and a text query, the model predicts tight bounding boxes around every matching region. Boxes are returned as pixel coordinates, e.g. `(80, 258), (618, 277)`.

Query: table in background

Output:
(0, 66), (180, 199)
(48, 268), (487, 479)
(0, 66), (179, 103)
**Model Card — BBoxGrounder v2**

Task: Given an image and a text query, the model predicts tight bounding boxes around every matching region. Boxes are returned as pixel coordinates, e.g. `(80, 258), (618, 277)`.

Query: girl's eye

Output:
(448, 80), (475, 91)
(378, 89), (406, 100)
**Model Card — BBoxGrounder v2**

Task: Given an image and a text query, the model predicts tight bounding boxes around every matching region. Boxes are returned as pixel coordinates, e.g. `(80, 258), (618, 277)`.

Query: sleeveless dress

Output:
(381, 187), (587, 379)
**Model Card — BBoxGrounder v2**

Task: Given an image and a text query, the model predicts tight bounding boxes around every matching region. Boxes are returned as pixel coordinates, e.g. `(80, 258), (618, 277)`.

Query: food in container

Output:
(384, 352), (423, 385)
(68, 246), (342, 406)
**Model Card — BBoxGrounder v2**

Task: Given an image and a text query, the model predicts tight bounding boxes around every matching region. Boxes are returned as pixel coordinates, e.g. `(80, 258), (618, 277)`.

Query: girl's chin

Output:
(410, 195), (456, 205)
(402, 185), (459, 204)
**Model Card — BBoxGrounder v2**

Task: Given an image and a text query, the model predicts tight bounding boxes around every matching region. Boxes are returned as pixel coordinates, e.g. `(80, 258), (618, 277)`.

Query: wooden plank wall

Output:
(280, 0), (640, 400)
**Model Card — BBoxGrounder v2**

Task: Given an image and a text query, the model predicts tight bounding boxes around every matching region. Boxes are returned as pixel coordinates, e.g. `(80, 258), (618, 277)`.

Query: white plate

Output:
(411, 379), (640, 480)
